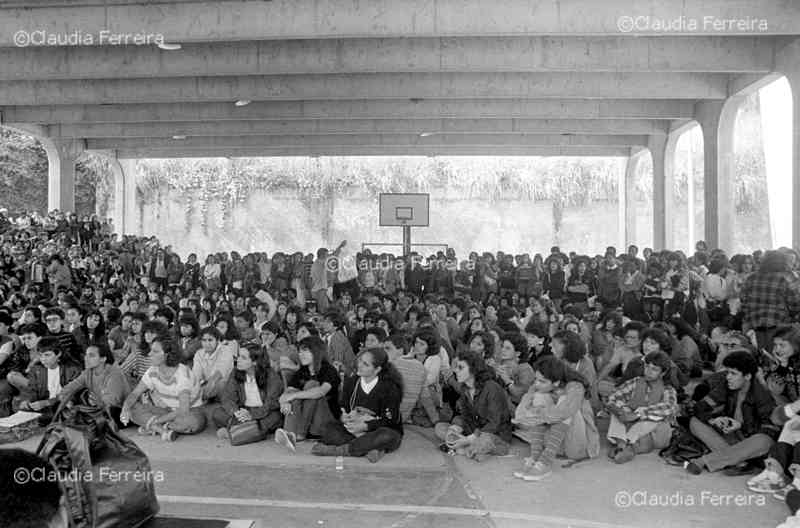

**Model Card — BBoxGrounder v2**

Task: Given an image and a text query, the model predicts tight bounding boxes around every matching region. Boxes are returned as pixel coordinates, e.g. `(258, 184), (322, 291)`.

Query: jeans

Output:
(283, 388), (335, 439)
(212, 406), (282, 434)
(130, 402), (207, 435)
(689, 417), (773, 472)
(321, 421), (402, 457)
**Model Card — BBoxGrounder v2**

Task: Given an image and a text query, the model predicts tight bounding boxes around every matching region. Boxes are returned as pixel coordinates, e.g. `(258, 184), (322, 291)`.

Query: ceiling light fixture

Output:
(157, 42), (182, 51)
(419, 132), (435, 137)
(234, 100), (252, 107)
(172, 135), (186, 140)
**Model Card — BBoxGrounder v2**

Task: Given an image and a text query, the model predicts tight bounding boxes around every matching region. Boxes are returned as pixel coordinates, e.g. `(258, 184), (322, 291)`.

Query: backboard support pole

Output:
(402, 225), (411, 257)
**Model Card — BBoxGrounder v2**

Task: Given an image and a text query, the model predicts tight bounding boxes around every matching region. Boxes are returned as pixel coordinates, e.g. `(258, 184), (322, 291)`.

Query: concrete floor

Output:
(8, 421), (792, 528)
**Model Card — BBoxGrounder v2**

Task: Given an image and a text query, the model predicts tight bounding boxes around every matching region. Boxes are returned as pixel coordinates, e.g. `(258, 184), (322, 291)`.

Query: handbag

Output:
(228, 417), (267, 446)
(37, 400), (159, 528)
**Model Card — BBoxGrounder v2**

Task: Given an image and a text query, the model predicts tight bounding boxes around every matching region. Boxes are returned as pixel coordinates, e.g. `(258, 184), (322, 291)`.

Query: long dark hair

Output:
(455, 349), (495, 386)
(532, 356), (589, 392)
(234, 343), (271, 388)
(362, 347), (404, 392)
(83, 308), (106, 341)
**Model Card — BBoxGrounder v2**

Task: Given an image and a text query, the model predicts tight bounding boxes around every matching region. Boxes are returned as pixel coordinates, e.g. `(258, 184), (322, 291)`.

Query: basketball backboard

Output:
(379, 193), (430, 227)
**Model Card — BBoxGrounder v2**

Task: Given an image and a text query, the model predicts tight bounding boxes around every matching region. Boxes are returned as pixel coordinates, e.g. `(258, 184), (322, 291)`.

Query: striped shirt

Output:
(141, 364), (203, 409)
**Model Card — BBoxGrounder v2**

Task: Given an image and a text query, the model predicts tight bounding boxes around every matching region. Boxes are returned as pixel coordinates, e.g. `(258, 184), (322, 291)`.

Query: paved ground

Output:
(8, 419), (792, 528)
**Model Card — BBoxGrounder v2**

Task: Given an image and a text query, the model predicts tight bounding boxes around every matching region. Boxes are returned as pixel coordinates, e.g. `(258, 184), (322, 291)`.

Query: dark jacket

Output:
(20, 362), (81, 407)
(220, 367), (283, 421)
(452, 378), (513, 442)
(340, 375), (403, 434)
(694, 372), (779, 439)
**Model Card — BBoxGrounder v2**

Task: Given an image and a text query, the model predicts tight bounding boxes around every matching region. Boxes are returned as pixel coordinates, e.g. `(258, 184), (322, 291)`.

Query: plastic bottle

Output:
(335, 456), (344, 471)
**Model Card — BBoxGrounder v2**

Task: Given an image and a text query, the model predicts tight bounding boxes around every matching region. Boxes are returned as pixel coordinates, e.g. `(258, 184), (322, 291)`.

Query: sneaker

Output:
(521, 461), (552, 482)
(366, 449), (385, 463)
(684, 460), (703, 475)
(775, 484), (797, 501)
(216, 427), (230, 441)
(274, 428), (297, 453)
(747, 469), (786, 494)
(613, 444), (636, 465)
(161, 429), (177, 442)
(513, 458), (536, 479)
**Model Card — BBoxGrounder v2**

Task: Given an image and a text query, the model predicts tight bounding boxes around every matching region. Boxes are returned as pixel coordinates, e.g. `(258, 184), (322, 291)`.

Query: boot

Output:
(311, 443), (350, 457)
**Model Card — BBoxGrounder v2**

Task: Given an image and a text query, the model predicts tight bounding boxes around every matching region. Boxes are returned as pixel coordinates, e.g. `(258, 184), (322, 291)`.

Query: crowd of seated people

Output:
(5, 208), (800, 523)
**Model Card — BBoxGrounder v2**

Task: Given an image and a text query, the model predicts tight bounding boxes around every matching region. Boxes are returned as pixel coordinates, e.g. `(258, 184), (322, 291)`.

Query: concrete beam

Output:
(48, 119), (669, 139)
(0, 73), (729, 105)
(1, 99), (697, 124)
(0, 36), (777, 81)
(88, 134), (648, 151)
(115, 146), (633, 159)
(0, 0), (794, 45)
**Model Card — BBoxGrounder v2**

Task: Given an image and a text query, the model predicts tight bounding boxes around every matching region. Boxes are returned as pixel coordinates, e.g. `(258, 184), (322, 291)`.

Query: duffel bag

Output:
(36, 400), (159, 528)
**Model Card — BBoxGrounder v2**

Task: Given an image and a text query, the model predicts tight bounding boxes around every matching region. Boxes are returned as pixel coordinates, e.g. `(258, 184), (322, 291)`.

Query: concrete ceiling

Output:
(0, 0), (797, 158)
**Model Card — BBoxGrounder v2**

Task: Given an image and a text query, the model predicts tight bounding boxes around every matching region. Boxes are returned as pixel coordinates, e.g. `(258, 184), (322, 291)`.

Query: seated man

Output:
(384, 333), (426, 423)
(15, 337), (80, 424)
(606, 351), (678, 464)
(0, 322), (48, 417)
(684, 351), (779, 476)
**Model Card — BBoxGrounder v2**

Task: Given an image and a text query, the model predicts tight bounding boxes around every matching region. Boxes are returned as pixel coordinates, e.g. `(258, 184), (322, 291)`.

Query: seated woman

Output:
(213, 343), (283, 442)
(606, 351), (678, 464)
(435, 350), (512, 462)
(557, 330), (601, 413)
(120, 337), (207, 441)
(310, 347), (403, 463)
(411, 329), (445, 426)
(15, 337), (81, 424)
(512, 356), (600, 481)
(193, 327), (235, 404)
(274, 336), (340, 451)
(59, 343), (131, 426)
(491, 333), (534, 407)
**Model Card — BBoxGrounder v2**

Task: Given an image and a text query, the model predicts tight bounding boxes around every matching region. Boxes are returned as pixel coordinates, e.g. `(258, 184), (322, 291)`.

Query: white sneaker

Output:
(747, 469), (786, 494)
(776, 513), (800, 528)
(274, 428), (297, 452)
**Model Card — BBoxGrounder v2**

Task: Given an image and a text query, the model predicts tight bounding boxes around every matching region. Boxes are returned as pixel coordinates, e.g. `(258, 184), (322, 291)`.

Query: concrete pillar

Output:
(778, 39), (800, 249)
(650, 134), (675, 250)
(792, 75), (800, 250)
(695, 99), (740, 251)
(621, 149), (643, 248)
(87, 153), (139, 236)
(40, 137), (84, 213)
(120, 159), (139, 235)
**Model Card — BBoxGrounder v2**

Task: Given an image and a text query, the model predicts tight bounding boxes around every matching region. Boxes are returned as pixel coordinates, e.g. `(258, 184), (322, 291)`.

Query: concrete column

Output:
(650, 134), (674, 250)
(120, 159), (140, 235)
(695, 99), (740, 251)
(87, 153), (139, 236)
(621, 149), (643, 248)
(793, 75), (800, 250)
(40, 137), (84, 213)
